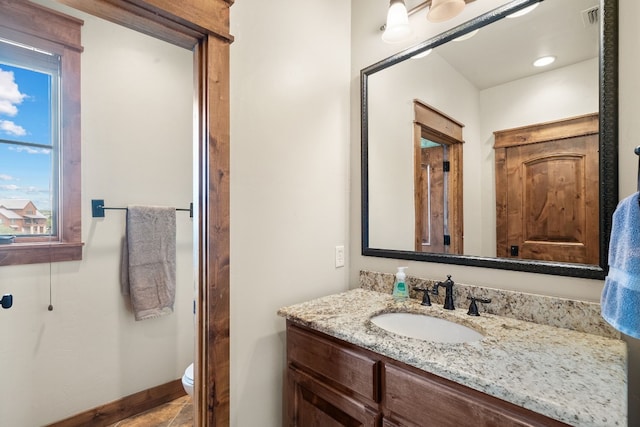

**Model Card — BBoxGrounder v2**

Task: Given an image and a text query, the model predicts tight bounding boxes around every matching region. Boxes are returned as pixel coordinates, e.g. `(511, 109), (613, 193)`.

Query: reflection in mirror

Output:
(412, 100), (464, 254)
(361, 0), (618, 279)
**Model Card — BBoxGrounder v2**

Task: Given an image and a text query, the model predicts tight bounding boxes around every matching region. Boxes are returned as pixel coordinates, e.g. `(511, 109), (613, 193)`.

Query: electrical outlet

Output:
(335, 245), (345, 268)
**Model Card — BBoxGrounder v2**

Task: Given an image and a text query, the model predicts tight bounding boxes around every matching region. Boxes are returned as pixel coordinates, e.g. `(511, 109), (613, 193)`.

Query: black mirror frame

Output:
(360, 0), (618, 279)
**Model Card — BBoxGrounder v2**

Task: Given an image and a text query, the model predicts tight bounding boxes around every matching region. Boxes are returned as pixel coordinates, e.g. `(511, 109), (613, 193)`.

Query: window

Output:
(0, 2), (83, 266)
(0, 45), (57, 236)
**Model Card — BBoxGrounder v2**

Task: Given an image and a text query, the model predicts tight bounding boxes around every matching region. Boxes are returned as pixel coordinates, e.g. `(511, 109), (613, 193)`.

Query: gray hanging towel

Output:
(121, 205), (176, 321)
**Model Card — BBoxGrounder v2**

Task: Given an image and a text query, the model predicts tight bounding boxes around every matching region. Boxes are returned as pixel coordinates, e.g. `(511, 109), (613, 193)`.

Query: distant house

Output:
(0, 199), (48, 234)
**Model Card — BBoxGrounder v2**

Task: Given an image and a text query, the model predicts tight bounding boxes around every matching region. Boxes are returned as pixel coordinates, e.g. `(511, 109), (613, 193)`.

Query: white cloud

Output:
(0, 120), (26, 136)
(7, 145), (49, 155)
(0, 184), (19, 191)
(0, 69), (26, 117)
(0, 174), (13, 181)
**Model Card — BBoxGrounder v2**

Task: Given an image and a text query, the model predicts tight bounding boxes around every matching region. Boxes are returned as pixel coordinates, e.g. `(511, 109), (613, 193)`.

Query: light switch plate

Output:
(335, 245), (345, 268)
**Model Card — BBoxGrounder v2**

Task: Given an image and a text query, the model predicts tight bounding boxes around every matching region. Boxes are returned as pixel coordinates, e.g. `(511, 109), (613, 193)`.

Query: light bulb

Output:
(382, 0), (412, 43)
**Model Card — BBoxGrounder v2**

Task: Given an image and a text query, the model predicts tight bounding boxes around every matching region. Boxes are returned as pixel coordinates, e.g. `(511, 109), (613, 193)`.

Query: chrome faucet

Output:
(432, 275), (455, 310)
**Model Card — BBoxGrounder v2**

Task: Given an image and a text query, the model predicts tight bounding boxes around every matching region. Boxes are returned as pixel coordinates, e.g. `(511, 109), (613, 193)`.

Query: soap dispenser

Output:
(392, 267), (409, 301)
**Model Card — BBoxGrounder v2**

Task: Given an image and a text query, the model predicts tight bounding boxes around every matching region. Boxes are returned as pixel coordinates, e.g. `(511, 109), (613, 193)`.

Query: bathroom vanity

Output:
(278, 285), (626, 426)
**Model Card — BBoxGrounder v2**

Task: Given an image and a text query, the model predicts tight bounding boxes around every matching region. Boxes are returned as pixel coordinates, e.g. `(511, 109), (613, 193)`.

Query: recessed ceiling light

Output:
(453, 29), (479, 42)
(411, 48), (433, 59)
(506, 3), (539, 19)
(533, 56), (556, 67)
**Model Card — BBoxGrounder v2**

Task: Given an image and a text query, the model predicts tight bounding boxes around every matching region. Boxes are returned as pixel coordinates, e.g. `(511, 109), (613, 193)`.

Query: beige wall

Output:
(0, 2), (195, 425)
(229, 0), (351, 425)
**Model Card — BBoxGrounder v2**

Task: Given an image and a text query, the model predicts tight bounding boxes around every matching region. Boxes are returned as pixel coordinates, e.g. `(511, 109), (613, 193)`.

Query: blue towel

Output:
(601, 192), (640, 338)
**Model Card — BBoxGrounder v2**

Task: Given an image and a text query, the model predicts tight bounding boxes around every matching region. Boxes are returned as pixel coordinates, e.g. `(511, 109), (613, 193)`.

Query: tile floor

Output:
(107, 395), (193, 427)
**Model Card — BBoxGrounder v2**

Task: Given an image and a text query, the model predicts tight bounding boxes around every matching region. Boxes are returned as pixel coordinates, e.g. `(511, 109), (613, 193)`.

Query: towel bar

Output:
(91, 199), (193, 218)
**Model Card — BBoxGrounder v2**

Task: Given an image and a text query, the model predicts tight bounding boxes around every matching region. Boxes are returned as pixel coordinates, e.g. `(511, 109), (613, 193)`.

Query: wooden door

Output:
(494, 114), (599, 264)
(416, 144), (446, 253)
(413, 100), (464, 254)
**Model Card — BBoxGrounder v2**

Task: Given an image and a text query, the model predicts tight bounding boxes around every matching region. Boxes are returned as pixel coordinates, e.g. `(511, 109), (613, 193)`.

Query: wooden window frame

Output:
(0, 0), (83, 266)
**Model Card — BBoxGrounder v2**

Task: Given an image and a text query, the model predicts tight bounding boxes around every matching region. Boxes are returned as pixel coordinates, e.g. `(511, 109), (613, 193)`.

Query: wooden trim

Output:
(60, 39), (83, 250)
(126, 0), (233, 43)
(414, 99), (464, 143)
(449, 142), (463, 254)
(494, 148), (508, 257)
(493, 113), (599, 149)
(0, 0), (83, 51)
(45, 379), (186, 427)
(0, 242), (83, 265)
(195, 35), (231, 427)
(413, 123), (423, 252)
(56, 0), (232, 48)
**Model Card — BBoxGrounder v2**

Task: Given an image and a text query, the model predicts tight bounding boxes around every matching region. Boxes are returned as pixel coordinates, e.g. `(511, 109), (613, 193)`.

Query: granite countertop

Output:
(278, 288), (627, 427)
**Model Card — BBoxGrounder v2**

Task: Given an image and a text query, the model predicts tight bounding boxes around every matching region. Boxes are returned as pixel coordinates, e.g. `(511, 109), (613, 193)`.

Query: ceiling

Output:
(410, 0), (600, 90)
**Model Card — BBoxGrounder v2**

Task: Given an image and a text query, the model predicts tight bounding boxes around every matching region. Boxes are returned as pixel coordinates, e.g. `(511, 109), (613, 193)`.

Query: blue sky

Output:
(0, 63), (53, 211)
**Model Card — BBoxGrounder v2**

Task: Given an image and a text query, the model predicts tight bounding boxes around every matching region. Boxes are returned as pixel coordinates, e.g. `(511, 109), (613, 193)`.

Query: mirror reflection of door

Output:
(417, 140), (445, 252)
(413, 100), (464, 254)
(494, 113), (599, 264)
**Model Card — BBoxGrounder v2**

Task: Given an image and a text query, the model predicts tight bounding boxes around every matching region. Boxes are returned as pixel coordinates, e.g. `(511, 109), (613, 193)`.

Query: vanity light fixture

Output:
(382, 0), (413, 43)
(533, 56), (556, 67)
(427, 0), (466, 23)
(381, 0), (476, 43)
(506, 3), (539, 18)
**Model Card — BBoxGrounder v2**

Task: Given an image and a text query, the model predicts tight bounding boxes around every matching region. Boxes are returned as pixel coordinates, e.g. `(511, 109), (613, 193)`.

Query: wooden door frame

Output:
(413, 100), (464, 254)
(53, 1), (232, 425)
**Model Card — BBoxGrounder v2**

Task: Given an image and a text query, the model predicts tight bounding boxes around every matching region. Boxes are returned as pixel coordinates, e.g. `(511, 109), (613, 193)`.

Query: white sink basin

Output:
(370, 312), (483, 343)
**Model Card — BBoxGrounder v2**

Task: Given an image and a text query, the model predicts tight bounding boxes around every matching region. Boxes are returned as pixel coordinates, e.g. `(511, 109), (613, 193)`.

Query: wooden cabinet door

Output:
(494, 114), (599, 264)
(284, 324), (571, 427)
(286, 367), (380, 427)
(383, 363), (568, 427)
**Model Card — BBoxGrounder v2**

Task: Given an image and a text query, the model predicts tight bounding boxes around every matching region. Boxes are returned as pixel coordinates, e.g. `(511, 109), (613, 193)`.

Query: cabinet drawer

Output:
(384, 363), (569, 427)
(288, 367), (380, 427)
(287, 323), (379, 403)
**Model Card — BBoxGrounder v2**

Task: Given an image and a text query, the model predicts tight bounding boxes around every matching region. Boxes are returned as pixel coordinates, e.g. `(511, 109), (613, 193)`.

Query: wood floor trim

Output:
(45, 379), (186, 427)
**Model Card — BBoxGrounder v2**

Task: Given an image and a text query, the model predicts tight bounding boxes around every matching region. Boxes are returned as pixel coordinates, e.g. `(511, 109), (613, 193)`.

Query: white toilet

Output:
(182, 363), (194, 397)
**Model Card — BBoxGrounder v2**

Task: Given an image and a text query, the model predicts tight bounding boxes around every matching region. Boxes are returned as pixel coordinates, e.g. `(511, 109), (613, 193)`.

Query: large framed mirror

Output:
(361, 0), (618, 279)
